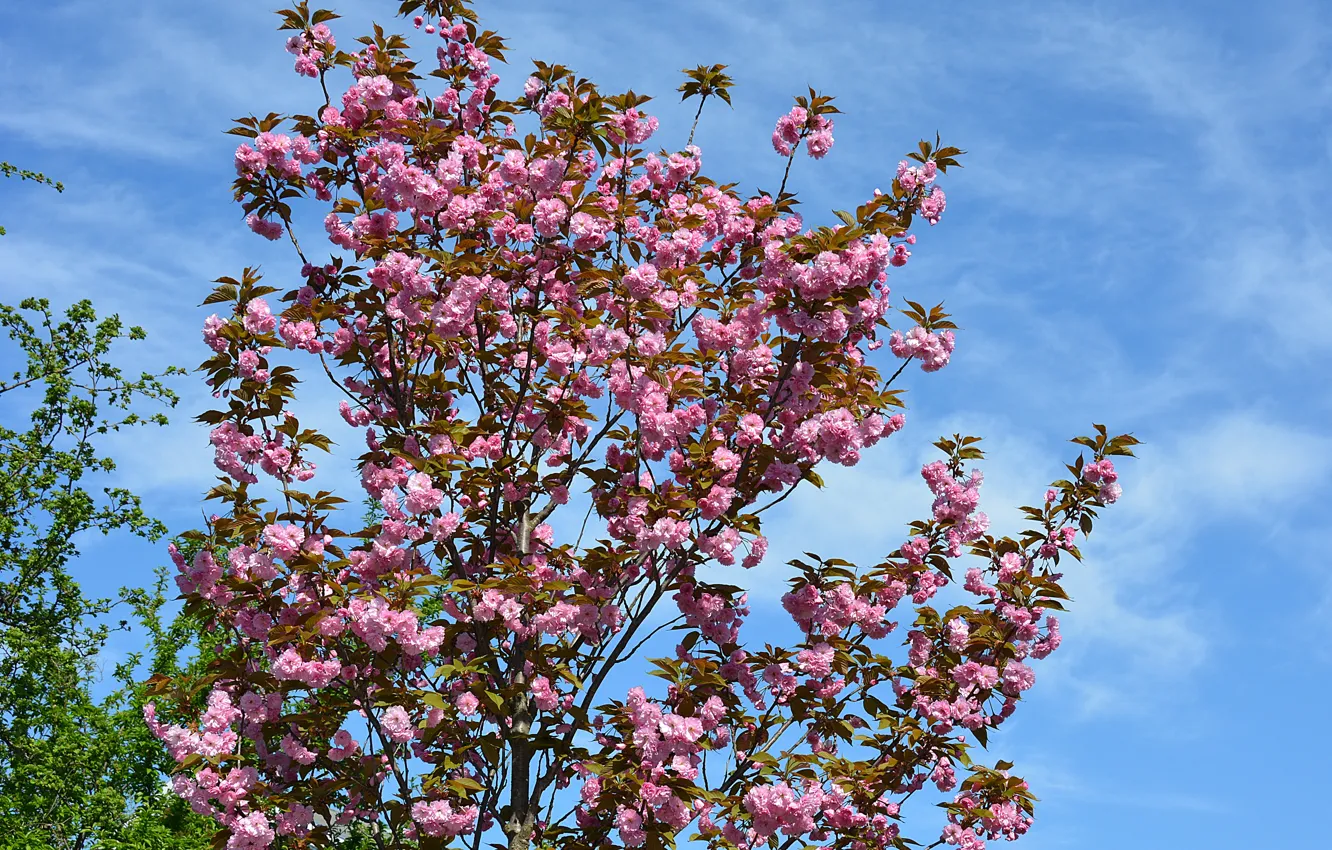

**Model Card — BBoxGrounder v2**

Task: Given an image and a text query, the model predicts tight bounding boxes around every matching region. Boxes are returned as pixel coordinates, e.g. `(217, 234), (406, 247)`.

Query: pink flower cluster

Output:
(410, 799), (479, 838)
(782, 581), (894, 639)
(793, 407), (905, 466)
(285, 22), (335, 77)
(1082, 458), (1121, 503)
(772, 105), (835, 159)
(890, 325), (956, 371)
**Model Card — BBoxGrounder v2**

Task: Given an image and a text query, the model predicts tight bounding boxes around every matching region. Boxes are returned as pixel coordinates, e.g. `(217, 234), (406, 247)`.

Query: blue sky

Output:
(2, 0), (1330, 846)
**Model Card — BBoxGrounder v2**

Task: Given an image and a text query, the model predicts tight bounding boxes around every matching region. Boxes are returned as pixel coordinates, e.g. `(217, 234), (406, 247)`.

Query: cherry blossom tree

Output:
(146, 2), (1137, 849)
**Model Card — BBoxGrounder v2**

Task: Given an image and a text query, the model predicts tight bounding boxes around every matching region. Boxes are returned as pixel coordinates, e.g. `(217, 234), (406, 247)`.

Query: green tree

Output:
(0, 297), (209, 848)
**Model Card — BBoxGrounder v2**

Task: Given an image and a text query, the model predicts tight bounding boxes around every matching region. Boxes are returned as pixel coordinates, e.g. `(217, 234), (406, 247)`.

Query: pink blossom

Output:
(246, 214), (284, 241)
(263, 524), (306, 560)
(202, 315), (228, 352)
(456, 692), (481, 716)
(225, 813), (274, 850)
(271, 648), (340, 689)
(432, 511), (463, 538)
(919, 187), (947, 224)
(404, 472), (444, 514)
(278, 319), (320, 352)
(379, 705), (416, 743)
(327, 729), (359, 761)
(617, 806), (646, 846)
(533, 198), (568, 238)
(1001, 661), (1036, 695)
(530, 675), (558, 711)
(901, 536), (930, 565)
(805, 115), (835, 159)
(412, 800), (478, 838)
(890, 325), (956, 371)
(772, 106), (808, 156)
(281, 734), (317, 765)
(796, 642), (835, 677)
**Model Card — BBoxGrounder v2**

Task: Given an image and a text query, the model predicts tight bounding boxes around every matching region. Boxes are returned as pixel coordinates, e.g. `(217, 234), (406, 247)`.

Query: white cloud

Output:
(1213, 228), (1332, 352)
(0, 0), (307, 159)
(1041, 409), (1330, 714)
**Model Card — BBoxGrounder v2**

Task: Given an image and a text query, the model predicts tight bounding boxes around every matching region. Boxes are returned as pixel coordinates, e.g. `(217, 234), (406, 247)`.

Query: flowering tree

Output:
(146, 2), (1137, 849)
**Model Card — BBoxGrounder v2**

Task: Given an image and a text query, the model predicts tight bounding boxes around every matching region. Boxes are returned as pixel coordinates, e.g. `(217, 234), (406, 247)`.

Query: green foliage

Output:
(0, 162), (64, 237)
(678, 63), (734, 106)
(0, 298), (210, 848)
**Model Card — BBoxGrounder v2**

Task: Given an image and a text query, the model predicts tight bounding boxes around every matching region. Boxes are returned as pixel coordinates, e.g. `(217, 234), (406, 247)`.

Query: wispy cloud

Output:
(0, 0), (312, 160)
(1041, 409), (1330, 712)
